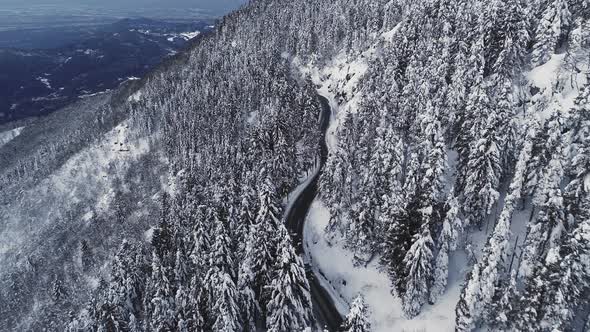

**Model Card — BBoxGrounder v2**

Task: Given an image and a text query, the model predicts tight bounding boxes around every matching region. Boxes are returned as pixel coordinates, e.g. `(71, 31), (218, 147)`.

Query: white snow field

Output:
(0, 126), (24, 149)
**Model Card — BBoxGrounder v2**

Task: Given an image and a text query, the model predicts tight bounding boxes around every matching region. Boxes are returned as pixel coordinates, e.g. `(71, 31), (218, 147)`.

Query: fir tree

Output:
(52, 275), (66, 303)
(96, 303), (130, 332)
(237, 226), (261, 332)
(520, 157), (565, 277)
(250, 170), (283, 306)
(381, 197), (422, 298)
(147, 253), (175, 331)
(210, 269), (241, 332)
(402, 223), (434, 318)
(492, 270), (519, 330)
(463, 113), (502, 228)
(455, 263), (482, 332)
(81, 239), (94, 272)
(265, 226), (313, 332)
(531, 0), (571, 66)
(342, 295), (371, 332)
(430, 211), (453, 304)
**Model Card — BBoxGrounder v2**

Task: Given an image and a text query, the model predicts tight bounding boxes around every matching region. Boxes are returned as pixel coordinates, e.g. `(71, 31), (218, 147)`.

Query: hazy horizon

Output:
(0, 0), (246, 15)
(0, 0), (247, 31)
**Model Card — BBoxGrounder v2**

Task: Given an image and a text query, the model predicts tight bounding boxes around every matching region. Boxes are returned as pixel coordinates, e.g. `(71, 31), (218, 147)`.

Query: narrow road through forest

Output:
(284, 95), (344, 331)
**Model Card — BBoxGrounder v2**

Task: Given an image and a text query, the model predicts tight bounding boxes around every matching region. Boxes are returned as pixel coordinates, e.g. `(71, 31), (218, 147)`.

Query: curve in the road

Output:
(284, 95), (344, 331)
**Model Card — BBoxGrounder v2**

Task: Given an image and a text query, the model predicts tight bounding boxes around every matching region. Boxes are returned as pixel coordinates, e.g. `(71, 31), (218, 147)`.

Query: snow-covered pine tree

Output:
(531, 0), (571, 66)
(455, 263), (482, 332)
(237, 226), (261, 332)
(175, 283), (189, 332)
(515, 270), (545, 331)
(52, 275), (66, 303)
(366, 120), (404, 243)
(462, 111), (501, 228)
(491, 270), (520, 330)
(190, 204), (212, 280)
(174, 248), (189, 289)
(265, 225), (313, 331)
(564, 83), (590, 223)
(342, 295), (371, 332)
(236, 188), (257, 255)
(251, 170), (283, 308)
(429, 207), (453, 304)
(454, 32), (487, 195)
(186, 275), (206, 331)
(535, 248), (577, 331)
(520, 156), (566, 278)
(96, 303), (129, 332)
(537, 218), (590, 331)
(462, 134), (533, 325)
(402, 223), (434, 318)
(210, 269), (241, 332)
(381, 195), (422, 298)
(152, 209), (174, 268)
(209, 208), (236, 279)
(105, 240), (145, 330)
(523, 113), (564, 201)
(147, 252), (175, 331)
(345, 196), (376, 265)
(80, 239), (94, 272)
(564, 17), (590, 73)
(490, 0), (530, 81)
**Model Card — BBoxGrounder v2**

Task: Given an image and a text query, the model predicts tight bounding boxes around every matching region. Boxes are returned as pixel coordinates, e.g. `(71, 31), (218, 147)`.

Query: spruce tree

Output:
(492, 270), (519, 330)
(250, 170), (283, 307)
(237, 226), (261, 332)
(520, 157), (565, 277)
(147, 253), (175, 331)
(430, 212), (452, 304)
(265, 225), (313, 332)
(402, 223), (434, 318)
(531, 0), (571, 66)
(463, 113), (502, 228)
(342, 295), (371, 332)
(455, 263), (482, 332)
(210, 269), (241, 332)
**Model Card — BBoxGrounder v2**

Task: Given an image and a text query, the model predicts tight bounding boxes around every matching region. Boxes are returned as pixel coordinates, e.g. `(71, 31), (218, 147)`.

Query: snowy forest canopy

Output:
(0, 0), (589, 331)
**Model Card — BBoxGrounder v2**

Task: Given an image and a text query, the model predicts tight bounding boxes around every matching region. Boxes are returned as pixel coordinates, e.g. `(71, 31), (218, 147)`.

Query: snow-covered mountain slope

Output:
(0, 92), (169, 330)
(0, 126), (23, 149)
(2, 0), (590, 331)
(298, 1), (590, 330)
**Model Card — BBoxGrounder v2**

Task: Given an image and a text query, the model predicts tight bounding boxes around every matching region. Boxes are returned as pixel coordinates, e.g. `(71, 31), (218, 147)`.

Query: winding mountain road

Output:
(284, 95), (344, 331)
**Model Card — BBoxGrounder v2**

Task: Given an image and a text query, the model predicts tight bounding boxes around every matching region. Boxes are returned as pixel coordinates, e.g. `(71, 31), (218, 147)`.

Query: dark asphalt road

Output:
(284, 95), (344, 331)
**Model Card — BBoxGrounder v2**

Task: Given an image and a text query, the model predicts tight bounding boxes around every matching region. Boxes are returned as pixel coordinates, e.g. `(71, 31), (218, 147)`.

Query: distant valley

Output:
(0, 18), (214, 124)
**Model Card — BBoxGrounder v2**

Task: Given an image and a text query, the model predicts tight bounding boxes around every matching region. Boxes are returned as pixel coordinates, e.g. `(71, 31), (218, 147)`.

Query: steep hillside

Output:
(1, 0), (589, 331)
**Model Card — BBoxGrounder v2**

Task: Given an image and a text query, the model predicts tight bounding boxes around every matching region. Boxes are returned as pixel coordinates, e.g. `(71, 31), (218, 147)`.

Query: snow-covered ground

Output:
(527, 53), (586, 121)
(0, 126), (24, 149)
(135, 28), (201, 42)
(304, 199), (466, 332)
(0, 120), (158, 265)
(36, 76), (52, 89)
(128, 90), (143, 102)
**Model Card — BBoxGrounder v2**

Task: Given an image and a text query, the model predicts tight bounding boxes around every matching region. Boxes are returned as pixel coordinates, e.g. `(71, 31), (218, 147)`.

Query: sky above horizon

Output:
(0, 0), (246, 16)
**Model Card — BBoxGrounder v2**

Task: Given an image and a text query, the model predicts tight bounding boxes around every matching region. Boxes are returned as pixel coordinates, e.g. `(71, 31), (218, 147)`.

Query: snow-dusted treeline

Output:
(2, 0), (590, 330)
(316, 0), (590, 330)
